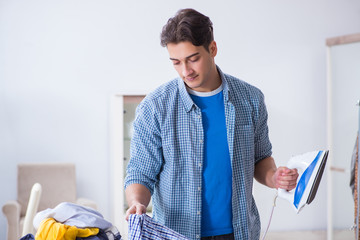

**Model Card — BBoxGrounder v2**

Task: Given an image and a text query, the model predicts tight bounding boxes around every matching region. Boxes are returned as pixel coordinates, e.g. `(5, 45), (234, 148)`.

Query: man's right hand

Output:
(125, 202), (147, 221)
(125, 183), (151, 221)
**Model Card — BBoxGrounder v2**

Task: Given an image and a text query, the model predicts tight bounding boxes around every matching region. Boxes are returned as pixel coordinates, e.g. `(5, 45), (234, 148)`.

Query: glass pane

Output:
(123, 96), (153, 213)
(330, 41), (360, 236)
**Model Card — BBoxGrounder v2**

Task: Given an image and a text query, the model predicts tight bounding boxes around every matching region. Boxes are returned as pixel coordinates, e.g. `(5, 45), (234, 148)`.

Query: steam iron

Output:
(278, 150), (329, 213)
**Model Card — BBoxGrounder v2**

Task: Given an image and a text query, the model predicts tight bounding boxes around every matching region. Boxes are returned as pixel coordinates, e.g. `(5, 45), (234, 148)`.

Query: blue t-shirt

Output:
(189, 85), (233, 237)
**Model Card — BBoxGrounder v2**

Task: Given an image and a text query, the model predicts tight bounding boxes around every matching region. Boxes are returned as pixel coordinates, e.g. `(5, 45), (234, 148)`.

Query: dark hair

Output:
(160, 8), (214, 51)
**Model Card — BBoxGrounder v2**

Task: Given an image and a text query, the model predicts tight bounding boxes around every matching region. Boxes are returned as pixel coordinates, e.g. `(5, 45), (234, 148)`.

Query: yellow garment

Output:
(35, 218), (99, 240)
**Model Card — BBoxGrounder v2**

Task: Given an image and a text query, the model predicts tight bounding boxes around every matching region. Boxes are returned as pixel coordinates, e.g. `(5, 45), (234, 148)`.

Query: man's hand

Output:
(125, 202), (147, 221)
(273, 167), (298, 190)
(254, 156), (299, 190)
(125, 183), (151, 221)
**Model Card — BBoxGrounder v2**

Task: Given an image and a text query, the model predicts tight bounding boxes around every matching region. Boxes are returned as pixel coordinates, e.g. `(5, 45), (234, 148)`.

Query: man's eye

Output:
(172, 61), (180, 65)
(189, 57), (199, 62)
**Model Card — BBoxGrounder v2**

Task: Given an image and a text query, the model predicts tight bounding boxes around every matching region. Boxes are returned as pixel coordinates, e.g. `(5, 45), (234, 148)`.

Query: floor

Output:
(264, 230), (354, 240)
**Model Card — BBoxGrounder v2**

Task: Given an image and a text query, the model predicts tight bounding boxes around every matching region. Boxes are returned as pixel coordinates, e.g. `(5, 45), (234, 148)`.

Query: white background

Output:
(1, 0), (360, 239)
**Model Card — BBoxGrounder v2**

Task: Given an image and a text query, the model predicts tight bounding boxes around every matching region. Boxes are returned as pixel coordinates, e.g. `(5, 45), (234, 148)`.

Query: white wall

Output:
(1, 0), (360, 239)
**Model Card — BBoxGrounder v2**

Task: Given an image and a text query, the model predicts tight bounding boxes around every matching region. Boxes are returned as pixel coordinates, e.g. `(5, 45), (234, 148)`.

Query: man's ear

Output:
(209, 41), (217, 57)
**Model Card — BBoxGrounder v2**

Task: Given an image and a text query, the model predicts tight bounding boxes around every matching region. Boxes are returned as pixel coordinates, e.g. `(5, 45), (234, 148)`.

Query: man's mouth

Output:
(185, 75), (198, 81)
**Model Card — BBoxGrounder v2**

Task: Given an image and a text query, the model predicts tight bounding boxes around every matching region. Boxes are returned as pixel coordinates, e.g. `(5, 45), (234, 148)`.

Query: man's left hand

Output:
(273, 167), (299, 190)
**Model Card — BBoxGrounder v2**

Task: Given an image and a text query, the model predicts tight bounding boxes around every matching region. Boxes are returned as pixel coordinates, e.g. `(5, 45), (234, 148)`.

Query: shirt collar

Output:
(179, 65), (230, 112)
(217, 66), (230, 102)
(186, 83), (223, 97)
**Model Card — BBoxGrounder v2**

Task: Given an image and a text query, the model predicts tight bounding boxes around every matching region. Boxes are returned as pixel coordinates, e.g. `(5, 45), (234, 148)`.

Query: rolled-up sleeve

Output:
(124, 101), (163, 195)
(253, 91), (272, 163)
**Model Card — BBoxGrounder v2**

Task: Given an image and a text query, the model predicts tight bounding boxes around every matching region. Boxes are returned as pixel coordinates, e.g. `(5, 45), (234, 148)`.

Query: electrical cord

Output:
(261, 192), (278, 240)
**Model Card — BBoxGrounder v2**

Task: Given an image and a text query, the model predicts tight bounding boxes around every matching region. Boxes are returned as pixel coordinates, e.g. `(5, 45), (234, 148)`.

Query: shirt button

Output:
(197, 211), (201, 215)
(197, 115), (201, 119)
(198, 187), (201, 191)
(198, 163), (202, 167)
(199, 139), (203, 143)
(196, 235), (200, 238)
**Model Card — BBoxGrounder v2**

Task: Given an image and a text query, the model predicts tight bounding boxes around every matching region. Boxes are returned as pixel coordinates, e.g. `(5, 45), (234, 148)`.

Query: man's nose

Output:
(182, 64), (193, 77)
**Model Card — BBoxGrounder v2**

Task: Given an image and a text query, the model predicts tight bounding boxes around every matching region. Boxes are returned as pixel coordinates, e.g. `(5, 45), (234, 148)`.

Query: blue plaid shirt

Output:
(128, 214), (189, 240)
(125, 66), (272, 240)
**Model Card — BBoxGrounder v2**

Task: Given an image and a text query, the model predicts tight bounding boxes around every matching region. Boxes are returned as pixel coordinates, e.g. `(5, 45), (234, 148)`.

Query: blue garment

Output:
(189, 88), (233, 237)
(19, 234), (35, 240)
(125, 66), (272, 240)
(128, 214), (189, 240)
(76, 229), (109, 240)
(76, 227), (122, 240)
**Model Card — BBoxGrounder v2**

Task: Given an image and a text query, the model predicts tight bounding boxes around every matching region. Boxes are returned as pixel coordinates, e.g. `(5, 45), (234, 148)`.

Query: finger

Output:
(281, 170), (299, 178)
(278, 167), (297, 177)
(277, 181), (297, 190)
(282, 184), (297, 191)
(276, 177), (298, 188)
(277, 166), (289, 174)
(288, 169), (298, 175)
(278, 174), (299, 181)
(136, 206), (146, 215)
(125, 208), (133, 221)
(276, 172), (297, 181)
(125, 204), (140, 221)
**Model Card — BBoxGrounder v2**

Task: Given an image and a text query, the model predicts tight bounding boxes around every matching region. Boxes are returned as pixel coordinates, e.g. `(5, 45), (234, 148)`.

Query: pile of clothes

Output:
(20, 202), (122, 240)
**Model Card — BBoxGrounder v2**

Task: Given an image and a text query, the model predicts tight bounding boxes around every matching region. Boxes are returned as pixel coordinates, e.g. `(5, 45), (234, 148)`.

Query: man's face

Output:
(167, 41), (219, 92)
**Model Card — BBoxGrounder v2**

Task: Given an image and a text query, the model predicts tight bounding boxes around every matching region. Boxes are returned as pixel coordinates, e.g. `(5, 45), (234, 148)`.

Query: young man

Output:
(124, 8), (298, 240)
